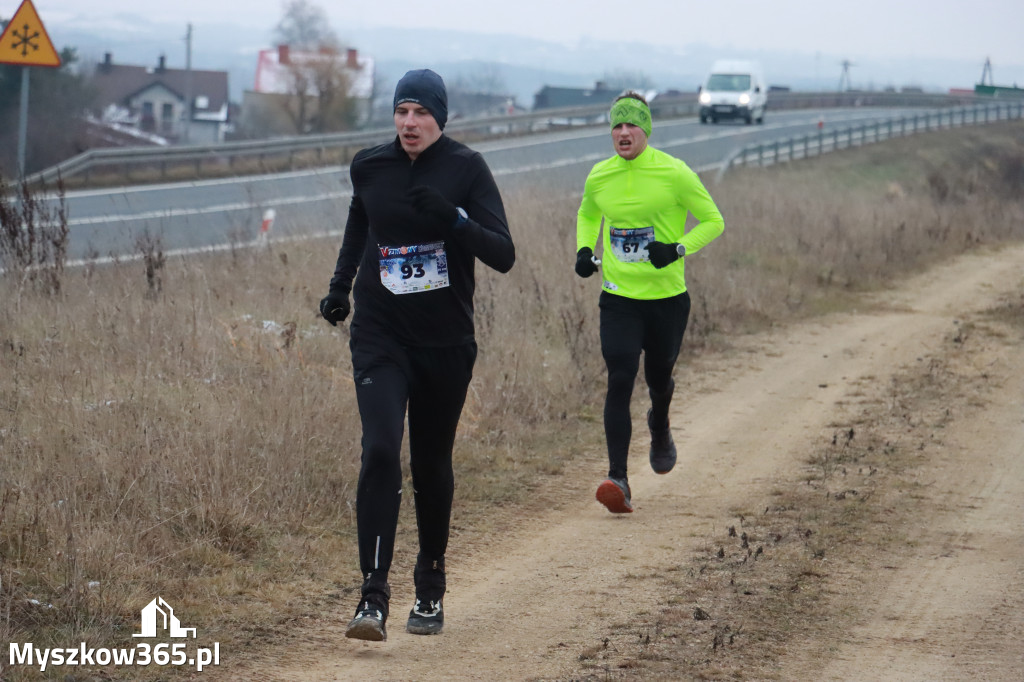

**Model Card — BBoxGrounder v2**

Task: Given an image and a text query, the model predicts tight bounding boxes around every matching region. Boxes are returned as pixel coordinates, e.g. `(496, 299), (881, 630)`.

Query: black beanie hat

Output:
(393, 69), (448, 130)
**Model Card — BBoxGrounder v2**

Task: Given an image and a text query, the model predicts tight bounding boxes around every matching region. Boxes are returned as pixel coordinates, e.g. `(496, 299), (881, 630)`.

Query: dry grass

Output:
(563, 300), (1018, 681)
(2, 120), (1023, 679)
(701, 122), (1024, 335)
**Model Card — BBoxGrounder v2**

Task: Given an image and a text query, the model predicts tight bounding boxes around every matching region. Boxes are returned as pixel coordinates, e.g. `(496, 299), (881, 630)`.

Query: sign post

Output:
(0, 0), (62, 177)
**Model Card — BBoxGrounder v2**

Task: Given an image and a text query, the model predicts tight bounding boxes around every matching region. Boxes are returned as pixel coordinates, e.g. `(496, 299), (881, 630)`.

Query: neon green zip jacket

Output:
(577, 145), (724, 299)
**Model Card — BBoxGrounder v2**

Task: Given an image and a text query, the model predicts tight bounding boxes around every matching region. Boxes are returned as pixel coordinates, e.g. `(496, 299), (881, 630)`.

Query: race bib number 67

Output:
(378, 241), (450, 295)
(609, 226), (655, 263)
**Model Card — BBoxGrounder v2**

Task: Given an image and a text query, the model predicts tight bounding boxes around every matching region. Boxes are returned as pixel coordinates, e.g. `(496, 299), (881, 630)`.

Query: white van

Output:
(698, 60), (767, 125)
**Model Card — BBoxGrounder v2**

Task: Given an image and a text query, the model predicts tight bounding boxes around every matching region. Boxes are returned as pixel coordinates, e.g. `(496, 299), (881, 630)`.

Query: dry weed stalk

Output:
(0, 175), (69, 298)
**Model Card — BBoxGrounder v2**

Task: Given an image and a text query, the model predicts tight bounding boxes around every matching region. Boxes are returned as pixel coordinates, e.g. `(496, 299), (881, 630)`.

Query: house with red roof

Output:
(239, 45), (374, 136)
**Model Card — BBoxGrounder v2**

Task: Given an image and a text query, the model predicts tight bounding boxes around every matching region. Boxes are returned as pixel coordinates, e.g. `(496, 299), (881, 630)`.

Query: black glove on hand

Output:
(575, 247), (598, 278)
(319, 289), (350, 326)
(645, 241), (681, 269)
(408, 185), (458, 231)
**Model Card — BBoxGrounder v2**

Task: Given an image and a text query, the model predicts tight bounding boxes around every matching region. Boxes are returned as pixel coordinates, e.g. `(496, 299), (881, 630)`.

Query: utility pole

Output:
(183, 22), (193, 144)
(17, 67), (29, 177)
(979, 57), (993, 86)
(838, 60), (854, 92)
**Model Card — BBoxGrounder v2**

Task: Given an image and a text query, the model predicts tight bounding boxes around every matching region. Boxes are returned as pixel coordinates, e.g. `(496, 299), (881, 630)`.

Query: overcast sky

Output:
(29, 0), (1023, 67)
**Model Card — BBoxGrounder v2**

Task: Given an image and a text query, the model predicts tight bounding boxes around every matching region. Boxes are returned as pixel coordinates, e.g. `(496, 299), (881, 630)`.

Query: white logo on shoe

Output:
(357, 602), (383, 620)
(412, 600), (441, 617)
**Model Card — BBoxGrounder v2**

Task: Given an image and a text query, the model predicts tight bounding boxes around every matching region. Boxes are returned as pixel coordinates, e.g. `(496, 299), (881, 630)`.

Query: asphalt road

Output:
(55, 107), (921, 262)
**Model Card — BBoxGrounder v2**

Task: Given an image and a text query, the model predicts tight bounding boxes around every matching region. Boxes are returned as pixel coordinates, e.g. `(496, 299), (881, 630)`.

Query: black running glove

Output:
(408, 185), (459, 231)
(645, 241), (683, 269)
(575, 247), (598, 278)
(319, 288), (351, 326)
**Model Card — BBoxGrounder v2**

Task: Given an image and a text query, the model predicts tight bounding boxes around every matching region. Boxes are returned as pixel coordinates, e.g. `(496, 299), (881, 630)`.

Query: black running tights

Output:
(350, 337), (476, 596)
(599, 291), (691, 480)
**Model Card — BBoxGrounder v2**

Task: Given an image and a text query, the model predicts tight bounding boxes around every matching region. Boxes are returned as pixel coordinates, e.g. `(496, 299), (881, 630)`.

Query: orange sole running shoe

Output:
(596, 478), (633, 513)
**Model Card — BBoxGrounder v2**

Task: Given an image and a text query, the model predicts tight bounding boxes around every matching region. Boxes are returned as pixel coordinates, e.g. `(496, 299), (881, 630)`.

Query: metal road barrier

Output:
(24, 101), (614, 188)
(716, 101), (1024, 182)
(23, 91), (1007, 188)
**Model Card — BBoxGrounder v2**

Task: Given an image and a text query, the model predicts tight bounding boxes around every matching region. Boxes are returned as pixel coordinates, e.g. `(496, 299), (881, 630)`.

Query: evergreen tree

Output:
(0, 18), (96, 177)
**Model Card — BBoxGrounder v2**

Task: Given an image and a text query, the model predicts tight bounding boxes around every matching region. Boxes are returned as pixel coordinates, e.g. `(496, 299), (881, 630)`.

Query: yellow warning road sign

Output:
(0, 0), (61, 67)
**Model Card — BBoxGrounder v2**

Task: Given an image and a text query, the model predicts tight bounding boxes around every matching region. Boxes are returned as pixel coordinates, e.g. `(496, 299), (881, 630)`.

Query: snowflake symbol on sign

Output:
(10, 23), (41, 57)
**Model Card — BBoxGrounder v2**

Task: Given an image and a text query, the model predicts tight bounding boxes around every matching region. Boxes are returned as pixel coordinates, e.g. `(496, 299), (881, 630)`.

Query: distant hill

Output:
(43, 15), (1007, 110)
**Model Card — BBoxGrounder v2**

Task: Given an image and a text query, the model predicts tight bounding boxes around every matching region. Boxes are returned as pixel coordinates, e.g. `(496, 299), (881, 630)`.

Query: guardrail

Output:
(24, 91), (1001, 188)
(24, 101), (618, 188)
(716, 101), (1024, 181)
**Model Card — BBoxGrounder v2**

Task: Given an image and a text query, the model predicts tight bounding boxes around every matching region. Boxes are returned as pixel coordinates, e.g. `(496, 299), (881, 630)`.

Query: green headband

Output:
(609, 98), (652, 138)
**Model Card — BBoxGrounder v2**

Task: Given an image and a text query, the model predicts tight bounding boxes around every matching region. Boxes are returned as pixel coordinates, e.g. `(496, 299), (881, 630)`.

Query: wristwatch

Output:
(455, 207), (468, 225)
(675, 243), (686, 257)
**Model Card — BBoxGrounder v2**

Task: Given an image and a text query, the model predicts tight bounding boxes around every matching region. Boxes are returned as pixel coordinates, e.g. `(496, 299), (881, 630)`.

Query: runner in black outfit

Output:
(319, 69), (515, 642)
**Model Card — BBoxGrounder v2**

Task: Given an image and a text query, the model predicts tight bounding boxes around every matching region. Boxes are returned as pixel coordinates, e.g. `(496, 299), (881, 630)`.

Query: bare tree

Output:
(272, 1), (361, 133)
(280, 56), (315, 133)
(308, 50), (358, 132)
(277, 48), (364, 133)
(274, 0), (338, 49)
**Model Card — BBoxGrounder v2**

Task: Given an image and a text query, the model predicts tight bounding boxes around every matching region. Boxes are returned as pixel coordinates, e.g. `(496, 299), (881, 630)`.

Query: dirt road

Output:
(231, 244), (1024, 681)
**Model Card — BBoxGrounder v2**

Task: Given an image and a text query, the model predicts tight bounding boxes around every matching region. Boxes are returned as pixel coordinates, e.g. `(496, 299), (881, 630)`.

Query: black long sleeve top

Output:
(329, 135), (515, 347)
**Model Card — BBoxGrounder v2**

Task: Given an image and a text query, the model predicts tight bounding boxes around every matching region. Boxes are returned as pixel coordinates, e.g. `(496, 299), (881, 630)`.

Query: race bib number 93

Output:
(378, 241), (450, 295)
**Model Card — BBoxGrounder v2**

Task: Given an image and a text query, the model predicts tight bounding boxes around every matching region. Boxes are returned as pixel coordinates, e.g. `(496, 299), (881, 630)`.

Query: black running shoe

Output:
(345, 596), (388, 642)
(406, 598), (444, 635)
(648, 408), (677, 474)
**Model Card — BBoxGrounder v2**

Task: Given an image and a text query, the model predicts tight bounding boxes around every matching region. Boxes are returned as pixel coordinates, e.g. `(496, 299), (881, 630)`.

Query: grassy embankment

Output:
(1, 120), (1022, 679)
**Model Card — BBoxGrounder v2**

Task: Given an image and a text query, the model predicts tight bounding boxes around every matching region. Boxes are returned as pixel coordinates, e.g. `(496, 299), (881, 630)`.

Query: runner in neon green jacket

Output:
(576, 91), (724, 515)
(576, 138), (724, 299)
